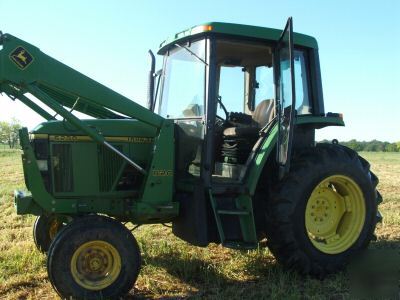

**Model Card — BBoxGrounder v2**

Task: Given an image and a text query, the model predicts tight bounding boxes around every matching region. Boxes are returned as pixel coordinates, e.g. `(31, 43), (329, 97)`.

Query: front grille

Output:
(52, 144), (73, 192)
(98, 145), (124, 192)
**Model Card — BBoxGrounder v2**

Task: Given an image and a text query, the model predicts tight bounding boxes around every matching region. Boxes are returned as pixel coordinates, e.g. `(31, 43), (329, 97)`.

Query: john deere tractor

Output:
(0, 18), (382, 298)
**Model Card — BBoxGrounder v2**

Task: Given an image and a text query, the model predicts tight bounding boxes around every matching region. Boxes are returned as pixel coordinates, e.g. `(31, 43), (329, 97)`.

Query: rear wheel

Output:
(33, 215), (64, 253)
(47, 215), (141, 299)
(265, 144), (381, 276)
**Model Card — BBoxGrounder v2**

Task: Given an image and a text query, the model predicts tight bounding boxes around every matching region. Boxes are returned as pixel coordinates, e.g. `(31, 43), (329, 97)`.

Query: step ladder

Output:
(208, 189), (258, 249)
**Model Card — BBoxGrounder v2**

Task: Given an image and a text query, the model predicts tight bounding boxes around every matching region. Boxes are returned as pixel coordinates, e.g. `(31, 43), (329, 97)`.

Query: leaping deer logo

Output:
(10, 46), (34, 69)
(15, 50), (28, 64)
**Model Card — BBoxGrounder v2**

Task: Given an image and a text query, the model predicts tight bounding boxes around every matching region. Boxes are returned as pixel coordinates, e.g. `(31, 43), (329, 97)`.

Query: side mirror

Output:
(147, 50), (156, 111)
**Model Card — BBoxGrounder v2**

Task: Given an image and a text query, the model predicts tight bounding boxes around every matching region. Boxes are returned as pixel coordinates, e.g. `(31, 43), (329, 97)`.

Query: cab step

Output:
(209, 189), (257, 250)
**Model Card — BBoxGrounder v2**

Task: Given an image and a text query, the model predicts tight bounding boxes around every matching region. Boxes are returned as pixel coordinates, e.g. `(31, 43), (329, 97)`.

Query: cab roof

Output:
(158, 22), (318, 54)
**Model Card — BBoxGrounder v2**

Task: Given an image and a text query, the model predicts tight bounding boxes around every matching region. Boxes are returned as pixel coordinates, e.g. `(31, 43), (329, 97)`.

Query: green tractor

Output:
(0, 18), (382, 298)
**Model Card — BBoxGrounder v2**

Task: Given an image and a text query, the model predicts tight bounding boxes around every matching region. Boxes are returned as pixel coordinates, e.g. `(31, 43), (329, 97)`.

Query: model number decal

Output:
(152, 170), (173, 176)
(50, 135), (81, 142)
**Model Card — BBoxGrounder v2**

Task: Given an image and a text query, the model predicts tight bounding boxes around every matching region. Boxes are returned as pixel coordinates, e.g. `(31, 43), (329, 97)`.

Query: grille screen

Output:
(98, 145), (124, 192)
(52, 144), (73, 192)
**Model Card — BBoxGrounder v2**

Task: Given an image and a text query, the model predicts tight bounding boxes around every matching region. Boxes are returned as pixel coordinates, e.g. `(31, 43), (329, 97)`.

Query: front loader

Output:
(0, 18), (382, 299)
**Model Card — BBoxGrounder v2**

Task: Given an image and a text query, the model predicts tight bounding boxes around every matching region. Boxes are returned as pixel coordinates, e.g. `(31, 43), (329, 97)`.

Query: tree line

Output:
(0, 119), (398, 152)
(0, 119), (22, 149)
(320, 139), (400, 152)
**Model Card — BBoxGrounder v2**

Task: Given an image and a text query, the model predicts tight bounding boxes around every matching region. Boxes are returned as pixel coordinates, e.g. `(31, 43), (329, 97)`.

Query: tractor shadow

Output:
(127, 246), (293, 299)
(370, 237), (400, 249)
(127, 239), (400, 299)
(133, 255), (244, 299)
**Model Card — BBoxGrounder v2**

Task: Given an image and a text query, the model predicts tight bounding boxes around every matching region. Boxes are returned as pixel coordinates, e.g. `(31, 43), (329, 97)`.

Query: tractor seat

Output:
(223, 99), (275, 138)
(223, 126), (259, 137)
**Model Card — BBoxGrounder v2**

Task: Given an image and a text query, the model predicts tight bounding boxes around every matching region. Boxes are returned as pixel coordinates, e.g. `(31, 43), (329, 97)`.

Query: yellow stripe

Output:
(106, 136), (153, 143)
(45, 135), (154, 143)
(30, 134), (49, 139)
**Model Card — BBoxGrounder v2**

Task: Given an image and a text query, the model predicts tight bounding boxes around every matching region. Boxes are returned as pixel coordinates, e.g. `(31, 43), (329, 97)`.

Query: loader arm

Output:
(0, 32), (163, 127)
(0, 32), (169, 173)
(0, 32), (176, 219)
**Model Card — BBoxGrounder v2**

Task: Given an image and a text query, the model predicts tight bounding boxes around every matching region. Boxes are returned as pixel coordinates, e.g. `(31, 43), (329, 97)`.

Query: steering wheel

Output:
(217, 96), (229, 121)
(216, 114), (226, 122)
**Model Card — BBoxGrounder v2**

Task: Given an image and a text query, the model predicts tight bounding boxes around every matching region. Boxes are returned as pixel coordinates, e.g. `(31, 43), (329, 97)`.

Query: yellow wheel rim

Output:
(71, 240), (122, 290)
(305, 175), (366, 254)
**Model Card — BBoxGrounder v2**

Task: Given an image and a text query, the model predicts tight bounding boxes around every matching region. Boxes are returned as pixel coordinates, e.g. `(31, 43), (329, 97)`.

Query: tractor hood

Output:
(31, 119), (158, 138)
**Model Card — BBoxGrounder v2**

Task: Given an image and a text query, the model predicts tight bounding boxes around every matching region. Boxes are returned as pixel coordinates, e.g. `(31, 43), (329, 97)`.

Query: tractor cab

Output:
(153, 19), (324, 185)
(146, 19), (336, 248)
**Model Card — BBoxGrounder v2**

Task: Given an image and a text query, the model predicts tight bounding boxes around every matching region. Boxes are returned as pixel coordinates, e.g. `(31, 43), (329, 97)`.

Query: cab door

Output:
(276, 17), (296, 177)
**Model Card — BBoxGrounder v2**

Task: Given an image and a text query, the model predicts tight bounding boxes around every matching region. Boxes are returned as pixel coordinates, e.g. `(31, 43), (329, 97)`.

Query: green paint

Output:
(32, 119), (157, 137)
(159, 22), (318, 54)
(245, 124), (278, 195)
(296, 115), (345, 127)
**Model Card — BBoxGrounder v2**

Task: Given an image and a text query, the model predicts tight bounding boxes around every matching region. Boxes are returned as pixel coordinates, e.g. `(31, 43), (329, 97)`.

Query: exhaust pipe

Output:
(147, 50), (155, 111)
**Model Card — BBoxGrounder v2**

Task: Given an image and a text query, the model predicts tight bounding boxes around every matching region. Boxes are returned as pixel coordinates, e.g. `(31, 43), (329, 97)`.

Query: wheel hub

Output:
(305, 175), (366, 254)
(307, 186), (345, 238)
(71, 241), (121, 290)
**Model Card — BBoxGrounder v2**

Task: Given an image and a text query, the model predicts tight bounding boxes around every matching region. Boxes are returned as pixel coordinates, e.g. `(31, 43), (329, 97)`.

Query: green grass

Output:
(0, 144), (10, 150)
(0, 150), (399, 299)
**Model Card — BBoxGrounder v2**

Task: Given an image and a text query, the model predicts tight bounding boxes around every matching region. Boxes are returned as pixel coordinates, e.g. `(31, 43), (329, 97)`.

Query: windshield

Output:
(159, 40), (206, 118)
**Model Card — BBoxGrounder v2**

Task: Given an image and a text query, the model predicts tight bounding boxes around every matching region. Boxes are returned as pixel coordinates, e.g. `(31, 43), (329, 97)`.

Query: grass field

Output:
(0, 150), (398, 299)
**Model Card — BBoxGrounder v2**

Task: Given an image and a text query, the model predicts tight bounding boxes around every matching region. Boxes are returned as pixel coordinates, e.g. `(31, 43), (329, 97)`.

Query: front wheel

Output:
(47, 215), (141, 299)
(265, 144), (381, 277)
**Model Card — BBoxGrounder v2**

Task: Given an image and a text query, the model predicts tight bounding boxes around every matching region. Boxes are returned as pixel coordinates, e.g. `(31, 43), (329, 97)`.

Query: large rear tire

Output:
(47, 215), (141, 299)
(265, 143), (381, 277)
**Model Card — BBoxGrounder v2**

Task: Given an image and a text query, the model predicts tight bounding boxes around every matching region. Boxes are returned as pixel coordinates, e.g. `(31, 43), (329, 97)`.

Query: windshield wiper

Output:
(174, 44), (208, 65)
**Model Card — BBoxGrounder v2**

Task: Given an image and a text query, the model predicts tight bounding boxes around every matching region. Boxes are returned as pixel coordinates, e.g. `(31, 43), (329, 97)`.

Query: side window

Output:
(217, 66), (245, 115)
(294, 50), (312, 114)
(255, 66), (274, 107)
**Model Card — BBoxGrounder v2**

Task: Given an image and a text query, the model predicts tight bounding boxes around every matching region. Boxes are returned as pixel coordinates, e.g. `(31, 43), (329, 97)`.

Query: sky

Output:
(0, 0), (399, 142)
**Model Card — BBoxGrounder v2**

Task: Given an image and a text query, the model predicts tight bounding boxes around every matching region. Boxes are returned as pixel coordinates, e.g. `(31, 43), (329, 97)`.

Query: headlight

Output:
(37, 160), (48, 171)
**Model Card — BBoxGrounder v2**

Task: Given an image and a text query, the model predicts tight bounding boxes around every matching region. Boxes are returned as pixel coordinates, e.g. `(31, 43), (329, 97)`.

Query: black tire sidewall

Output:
(291, 153), (377, 269)
(47, 216), (141, 299)
(33, 215), (54, 252)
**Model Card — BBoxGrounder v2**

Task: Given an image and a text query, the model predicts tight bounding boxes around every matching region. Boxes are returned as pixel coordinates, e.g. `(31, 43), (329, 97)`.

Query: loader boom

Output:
(0, 32), (177, 222)
(0, 32), (163, 127)
(0, 32), (168, 175)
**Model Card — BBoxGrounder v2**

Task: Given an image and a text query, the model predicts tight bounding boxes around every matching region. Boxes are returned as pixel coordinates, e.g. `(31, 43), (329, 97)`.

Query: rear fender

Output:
(244, 124), (278, 195)
(243, 115), (344, 195)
